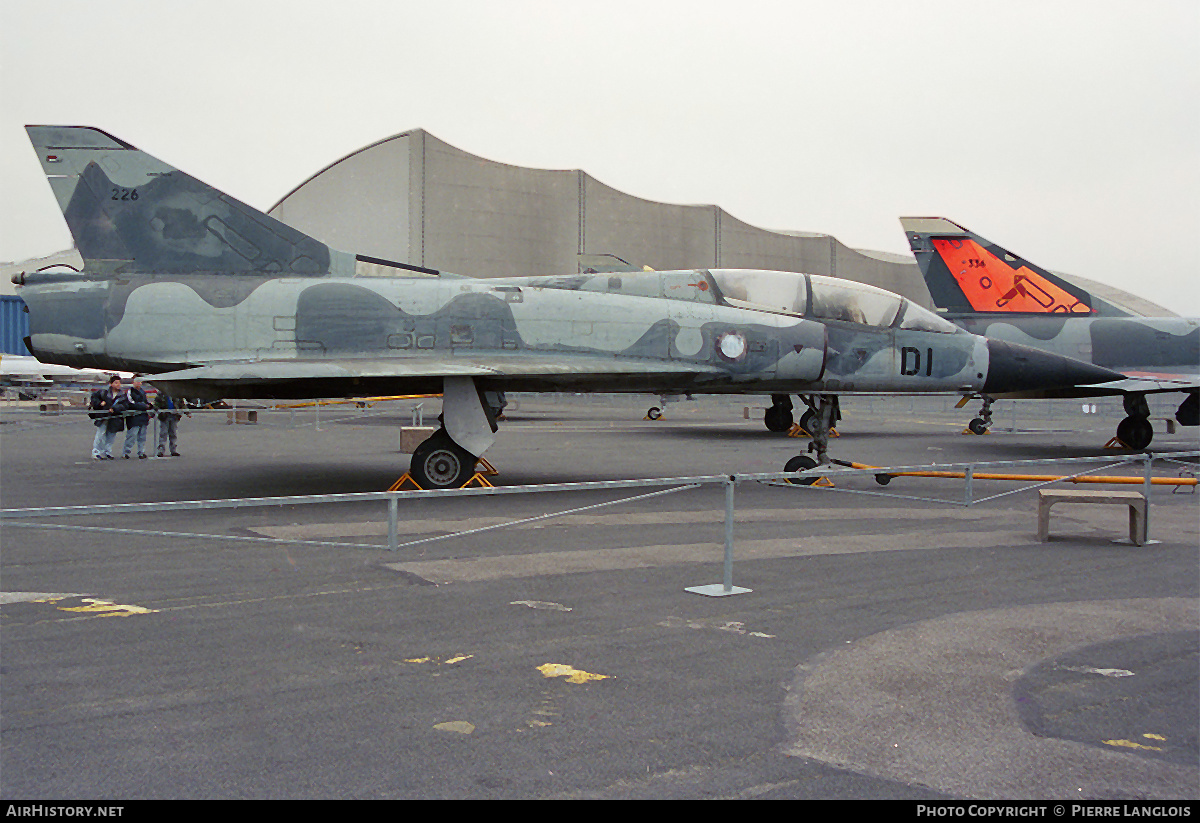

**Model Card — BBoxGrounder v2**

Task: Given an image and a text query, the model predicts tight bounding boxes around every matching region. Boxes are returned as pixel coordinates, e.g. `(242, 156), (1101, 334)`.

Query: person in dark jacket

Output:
(119, 375), (153, 459)
(153, 390), (190, 457)
(88, 375), (123, 460)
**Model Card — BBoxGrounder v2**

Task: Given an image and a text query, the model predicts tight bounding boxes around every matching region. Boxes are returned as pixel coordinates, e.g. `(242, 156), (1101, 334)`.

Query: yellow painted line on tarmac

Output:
(39, 596), (156, 617)
(433, 721), (475, 735)
(1103, 738), (1164, 752)
(5, 584), (425, 626)
(537, 663), (610, 684)
(402, 654), (474, 665)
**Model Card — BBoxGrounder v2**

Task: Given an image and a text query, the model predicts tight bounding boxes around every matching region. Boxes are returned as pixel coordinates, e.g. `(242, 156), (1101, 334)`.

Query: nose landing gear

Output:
(783, 394), (840, 482)
(966, 395), (994, 435)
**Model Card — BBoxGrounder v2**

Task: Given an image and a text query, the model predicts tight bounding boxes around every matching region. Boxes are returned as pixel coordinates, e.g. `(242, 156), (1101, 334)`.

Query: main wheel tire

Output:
(1116, 416), (1154, 450)
(784, 454), (819, 485)
(798, 409), (815, 434)
(410, 430), (476, 489)
(764, 405), (794, 432)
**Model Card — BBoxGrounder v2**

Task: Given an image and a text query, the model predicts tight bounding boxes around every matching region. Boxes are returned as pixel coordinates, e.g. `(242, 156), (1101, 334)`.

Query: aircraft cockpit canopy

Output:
(533, 268), (961, 333)
(807, 274), (901, 326)
(709, 269), (960, 333)
(709, 269), (806, 315)
(896, 299), (962, 334)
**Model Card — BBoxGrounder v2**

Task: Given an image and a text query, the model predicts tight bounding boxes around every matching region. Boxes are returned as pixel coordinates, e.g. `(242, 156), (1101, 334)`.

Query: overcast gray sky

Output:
(2, 0), (1196, 314)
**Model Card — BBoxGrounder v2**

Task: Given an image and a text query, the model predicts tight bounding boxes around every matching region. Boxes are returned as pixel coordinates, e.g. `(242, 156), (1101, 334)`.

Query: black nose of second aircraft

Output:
(982, 339), (1124, 395)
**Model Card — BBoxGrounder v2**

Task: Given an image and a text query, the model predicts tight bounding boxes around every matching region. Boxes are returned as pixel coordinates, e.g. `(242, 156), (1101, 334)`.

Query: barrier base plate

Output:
(685, 584), (752, 597)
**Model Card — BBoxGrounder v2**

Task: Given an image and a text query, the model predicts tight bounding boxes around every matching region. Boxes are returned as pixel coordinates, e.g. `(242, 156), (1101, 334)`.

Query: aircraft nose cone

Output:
(982, 339), (1124, 394)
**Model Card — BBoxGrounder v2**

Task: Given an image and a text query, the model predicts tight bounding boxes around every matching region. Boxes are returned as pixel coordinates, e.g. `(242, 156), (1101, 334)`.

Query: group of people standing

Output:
(88, 375), (189, 460)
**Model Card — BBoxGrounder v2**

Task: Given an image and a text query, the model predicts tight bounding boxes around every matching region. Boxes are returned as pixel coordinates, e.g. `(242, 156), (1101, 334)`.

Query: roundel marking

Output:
(716, 331), (748, 362)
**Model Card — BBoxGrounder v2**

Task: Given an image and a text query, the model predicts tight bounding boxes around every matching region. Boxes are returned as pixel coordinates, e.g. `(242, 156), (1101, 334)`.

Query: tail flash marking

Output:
(931, 238), (1093, 314)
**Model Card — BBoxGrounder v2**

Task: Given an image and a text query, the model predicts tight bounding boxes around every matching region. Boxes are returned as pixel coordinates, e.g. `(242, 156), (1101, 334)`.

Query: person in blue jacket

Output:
(119, 375), (153, 459)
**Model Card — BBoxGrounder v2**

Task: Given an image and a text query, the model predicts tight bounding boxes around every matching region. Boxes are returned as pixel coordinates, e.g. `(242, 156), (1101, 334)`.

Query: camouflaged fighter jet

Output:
(901, 217), (1199, 449)
(12, 127), (1124, 488)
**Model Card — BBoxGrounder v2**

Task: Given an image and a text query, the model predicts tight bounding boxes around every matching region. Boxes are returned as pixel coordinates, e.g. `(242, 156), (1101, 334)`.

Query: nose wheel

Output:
(783, 454), (819, 485)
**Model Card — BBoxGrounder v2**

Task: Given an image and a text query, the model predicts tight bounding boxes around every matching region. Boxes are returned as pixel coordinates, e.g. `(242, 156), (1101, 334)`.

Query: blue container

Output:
(0, 295), (31, 355)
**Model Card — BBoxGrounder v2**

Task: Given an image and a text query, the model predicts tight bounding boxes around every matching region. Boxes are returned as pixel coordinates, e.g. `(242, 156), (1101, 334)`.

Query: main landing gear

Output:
(961, 392), (1159, 450)
(765, 393), (838, 438)
(410, 429), (477, 489)
(764, 394), (794, 432)
(1115, 393), (1153, 450)
(407, 379), (506, 489)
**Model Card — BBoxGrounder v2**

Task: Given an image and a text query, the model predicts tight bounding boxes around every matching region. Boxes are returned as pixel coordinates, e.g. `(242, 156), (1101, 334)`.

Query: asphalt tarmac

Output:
(1, 393), (1197, 800)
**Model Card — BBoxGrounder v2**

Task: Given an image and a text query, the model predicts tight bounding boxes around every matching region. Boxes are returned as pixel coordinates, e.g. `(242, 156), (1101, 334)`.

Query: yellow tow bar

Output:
(831, 460), (1197, 487)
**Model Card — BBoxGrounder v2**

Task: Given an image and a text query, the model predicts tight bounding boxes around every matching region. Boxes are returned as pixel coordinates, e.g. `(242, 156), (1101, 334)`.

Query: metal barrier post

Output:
(1144, 453), (1154, 542)
(388, 494), (399, 552)
(964, 464), (974, 507)
(686, 475), (752, 597)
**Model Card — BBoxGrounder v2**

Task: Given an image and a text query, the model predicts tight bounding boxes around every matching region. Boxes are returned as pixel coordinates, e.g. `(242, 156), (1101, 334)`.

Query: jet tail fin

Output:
(899, 217), (1117, 316)
(25, 126), (334, 275)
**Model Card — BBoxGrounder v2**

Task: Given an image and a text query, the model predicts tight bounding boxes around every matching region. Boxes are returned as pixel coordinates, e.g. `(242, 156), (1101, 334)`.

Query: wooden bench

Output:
(1037, 489), (1148, 546)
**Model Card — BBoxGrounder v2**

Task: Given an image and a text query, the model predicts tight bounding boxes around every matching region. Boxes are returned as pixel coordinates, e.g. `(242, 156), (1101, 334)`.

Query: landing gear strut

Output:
(801, 394), (839, 465)
(408, 378), (505, 489)
(782, 394), (839, 483)
(968, 395), (994, 435)
(1178, 391), (1199, 427)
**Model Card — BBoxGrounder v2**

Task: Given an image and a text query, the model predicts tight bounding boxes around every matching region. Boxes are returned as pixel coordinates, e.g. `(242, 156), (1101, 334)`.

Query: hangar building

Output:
(267, 129), (933, 305)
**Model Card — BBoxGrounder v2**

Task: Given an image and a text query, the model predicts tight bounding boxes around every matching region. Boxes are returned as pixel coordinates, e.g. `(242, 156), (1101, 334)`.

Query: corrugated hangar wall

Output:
(269, 130), (932, 306)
